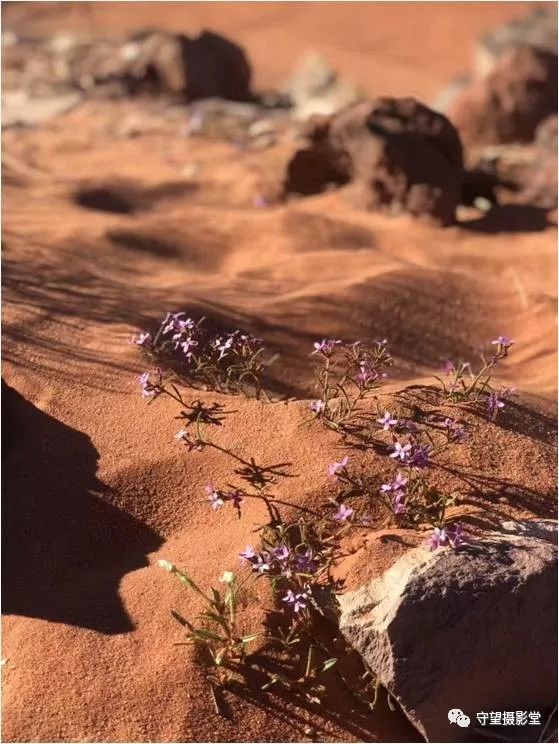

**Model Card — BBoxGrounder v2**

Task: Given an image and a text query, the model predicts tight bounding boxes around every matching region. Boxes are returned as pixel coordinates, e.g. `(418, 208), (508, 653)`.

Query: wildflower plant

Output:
(133, 313), (274, 399)
(158, 560), (257, 687)
(310, 339), (393, 429)
(436, 336), (515, 419)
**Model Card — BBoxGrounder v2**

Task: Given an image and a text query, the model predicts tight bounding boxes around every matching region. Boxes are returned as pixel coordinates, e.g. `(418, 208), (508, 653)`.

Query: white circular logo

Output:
(448, 709), (470, 727)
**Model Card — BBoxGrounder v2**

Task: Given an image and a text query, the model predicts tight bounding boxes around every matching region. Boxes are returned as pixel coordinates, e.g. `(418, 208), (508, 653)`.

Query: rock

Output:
(285, 97), (463, 226)
(449, 46), (558, 145)
(2, 89), (82, 127)
(463, 115), (558, 210)
(338, 520), (558, 742)
(474, 7), (558, 78)
(285, 53), (363, 120)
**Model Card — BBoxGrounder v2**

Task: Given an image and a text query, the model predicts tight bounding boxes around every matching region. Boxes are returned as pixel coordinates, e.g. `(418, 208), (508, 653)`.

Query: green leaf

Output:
(241, 633), (258, 644)
(193, 628), (225, 643)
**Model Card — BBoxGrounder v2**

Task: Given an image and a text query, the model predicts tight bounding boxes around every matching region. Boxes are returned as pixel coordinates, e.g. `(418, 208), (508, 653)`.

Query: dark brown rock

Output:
(449, 46), (558, 146)
(338, 520), (558, 742)
(285, 98), (463, 226)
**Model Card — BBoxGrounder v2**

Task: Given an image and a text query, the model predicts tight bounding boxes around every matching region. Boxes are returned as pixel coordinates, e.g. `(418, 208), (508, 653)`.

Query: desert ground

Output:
(2, 2), (557, 743)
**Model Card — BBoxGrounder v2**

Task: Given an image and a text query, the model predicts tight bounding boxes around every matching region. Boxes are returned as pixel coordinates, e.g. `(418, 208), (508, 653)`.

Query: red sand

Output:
(2, 3), (557, 742)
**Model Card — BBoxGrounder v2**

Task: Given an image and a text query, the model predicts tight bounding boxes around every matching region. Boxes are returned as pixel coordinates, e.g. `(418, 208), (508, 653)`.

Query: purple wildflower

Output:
(312, 339), (342, 356)
(443, 418), (466, 441)
(487, 392), (505, 417)
(205, 484), (225, 511)
(327, 455), (349, 478)
(409, 443), (431, 468)
(254, 552), (271, 574)
(273, 545), (290, 562)
(491, 336), (514, 349)
(310, 399), (325, 415)
(429, 523), (466, 551)
(377, 411), (398, 430)
(282, 586), (311, 613)
(443, 360), (455, 374)
(380, 472), (408, 494)
(294, 549), (317, 574)
(138, 370), (162, 399)
(130, 332), (152, 347)
(239, 545), (256, 561)
(356, 361), (378, 386)
(392, 492), (405, 515)
(389, 441), (412, 462)
(333, 503), (354, 522)
(253, 194), (268, 208)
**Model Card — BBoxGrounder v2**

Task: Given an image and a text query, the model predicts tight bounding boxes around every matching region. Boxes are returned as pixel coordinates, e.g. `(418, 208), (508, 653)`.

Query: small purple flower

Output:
(130, 332), (152, 347)
(254, 552), (271, 574)
(487, 392), (506, 417)
(392, 492), (405, 515)
(443, 360), (455, 375)
(138, 370), (162, 399)
(327, 455), (349, 478)
(356, 361), (378, 386)
(294, 549), (317, 574)
(443, 418), (466, 441)
(491, 336), (514, 349)
(409, 443), (431, 468)
(429, 523), (466, 551)
(377, 411), (398, 431)
(312, 339), (342, 356)
(380, 472), (408, 494)
(273, 545), (290, 562)
(282, 586), (311, 613)
(205, 484), (225, 511)
(389, 441), (412, 462)
(175, 429), (202, 452)
(333, 503), (354, 522)
(310, 399), (325, 415)
(239, 545), (256, 561)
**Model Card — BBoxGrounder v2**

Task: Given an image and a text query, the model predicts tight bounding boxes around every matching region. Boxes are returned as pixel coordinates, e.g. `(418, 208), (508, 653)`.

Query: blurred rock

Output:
(338, 520), (558, 742)
(463, 115), (558, 210)
(2, 89), (82, 127)
(285, 53), (363, 119)
(449, 46), (558, 145)
(285, 97), (463, 226)
(474, 6), (558, 78)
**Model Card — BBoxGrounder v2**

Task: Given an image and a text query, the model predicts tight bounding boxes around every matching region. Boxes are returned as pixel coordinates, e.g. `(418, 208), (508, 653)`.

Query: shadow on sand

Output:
(2, 380), (163, 634)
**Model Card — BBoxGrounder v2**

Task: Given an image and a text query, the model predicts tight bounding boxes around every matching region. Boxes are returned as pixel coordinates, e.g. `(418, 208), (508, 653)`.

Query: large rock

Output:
(474, 6), (558, 78)
(285, 97), (463, 225)
(449, 45), (558, 145)
(338, 520), (558, 742)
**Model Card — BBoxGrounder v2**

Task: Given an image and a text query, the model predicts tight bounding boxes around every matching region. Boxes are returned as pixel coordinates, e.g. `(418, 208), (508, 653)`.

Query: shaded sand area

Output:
(2, 2), (557, 742)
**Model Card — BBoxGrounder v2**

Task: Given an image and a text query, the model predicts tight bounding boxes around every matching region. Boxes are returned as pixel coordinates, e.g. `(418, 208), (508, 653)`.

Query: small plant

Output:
(309, 339), (392, 429)
(436, 335), (515, 419)
(158, 560), (258, 687)
(132, 313), (274, 399)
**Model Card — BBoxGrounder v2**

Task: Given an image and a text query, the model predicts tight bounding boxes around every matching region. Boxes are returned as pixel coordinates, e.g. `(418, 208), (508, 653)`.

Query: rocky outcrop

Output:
(449, 46), (558, 146)
(285, 97), (463, 225)
(474, 6), (558, 78)
(338, 520), (558, 742)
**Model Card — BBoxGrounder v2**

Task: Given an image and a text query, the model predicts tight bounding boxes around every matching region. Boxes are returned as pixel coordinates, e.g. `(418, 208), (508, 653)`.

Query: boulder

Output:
(474, 6), (558, 78)
(449, 46), (558, 146)
(285, 97), (463, 226)
(338, 520), (558, 742)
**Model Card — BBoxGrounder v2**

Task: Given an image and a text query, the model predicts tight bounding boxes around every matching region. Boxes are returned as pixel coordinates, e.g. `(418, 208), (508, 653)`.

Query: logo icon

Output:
(448, 709), (471, 728)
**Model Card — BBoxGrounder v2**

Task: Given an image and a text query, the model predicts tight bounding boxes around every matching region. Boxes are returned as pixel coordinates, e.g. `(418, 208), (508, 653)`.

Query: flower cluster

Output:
(205, 484), (244, 514)
(439, 335), (516, 418)
(310, 338), (392, 428)
(428, 523), (466, 551)
(239, 543), (318, 580)
(132, 313), (271, 398)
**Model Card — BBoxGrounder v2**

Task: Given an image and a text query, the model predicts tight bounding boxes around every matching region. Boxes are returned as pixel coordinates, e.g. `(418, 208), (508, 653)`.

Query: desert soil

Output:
(2, 2), (557, 743)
